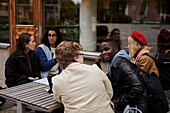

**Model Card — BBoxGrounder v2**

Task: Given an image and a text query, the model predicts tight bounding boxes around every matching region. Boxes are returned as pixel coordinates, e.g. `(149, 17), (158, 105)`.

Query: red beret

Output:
(131, 31), (147, 46)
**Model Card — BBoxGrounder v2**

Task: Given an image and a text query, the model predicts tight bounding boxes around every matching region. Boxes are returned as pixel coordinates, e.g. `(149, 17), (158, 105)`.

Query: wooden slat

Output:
(8, 85), (46, 97)
(36, 98), (55, 106)
(32, 96), (54, 105)
(13, 88), (46, 100)
(19, 90), (49, 101)
(47, 102), (62, 109)
(24, 94), (51, 103)
(0, 82), (37, 94)
(0, 82), (62, 112)
(41, 101), (58, 108)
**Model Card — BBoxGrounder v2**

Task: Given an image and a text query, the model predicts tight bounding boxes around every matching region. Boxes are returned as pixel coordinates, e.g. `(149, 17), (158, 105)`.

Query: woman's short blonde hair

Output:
(128, 36), (141, 59)
(55, 41), (83, 69)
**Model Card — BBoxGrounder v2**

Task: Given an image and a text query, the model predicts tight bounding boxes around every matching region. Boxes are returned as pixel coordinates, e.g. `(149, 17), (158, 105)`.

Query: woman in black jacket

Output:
(5, 33), (41, 87)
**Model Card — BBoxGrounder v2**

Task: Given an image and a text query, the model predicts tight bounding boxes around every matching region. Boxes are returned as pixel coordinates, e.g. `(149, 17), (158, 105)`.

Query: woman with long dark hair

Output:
(5, 33), (41, 87)
(36, 26), (62, 78)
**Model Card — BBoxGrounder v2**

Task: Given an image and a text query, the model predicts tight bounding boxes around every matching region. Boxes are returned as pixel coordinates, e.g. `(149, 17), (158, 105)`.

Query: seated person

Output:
(95, 39), (151, 113)
(5, 33), (41, 87)
(52, 41), (114, 113)
(36, 27), (62, 79)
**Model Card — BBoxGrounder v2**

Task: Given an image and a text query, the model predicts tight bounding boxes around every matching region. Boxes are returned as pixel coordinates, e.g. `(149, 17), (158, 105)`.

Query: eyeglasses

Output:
(113, 33), (120, 35)
(78, 53), (84, 56)
(48, 34), (57, 38)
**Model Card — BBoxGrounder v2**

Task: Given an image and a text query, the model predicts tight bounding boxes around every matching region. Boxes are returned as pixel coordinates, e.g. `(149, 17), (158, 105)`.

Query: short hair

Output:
(102, 38), (120, 51)
(110, 28), (120, 36)
(41, 26), (62, 48)
(55, 41), (83, 69)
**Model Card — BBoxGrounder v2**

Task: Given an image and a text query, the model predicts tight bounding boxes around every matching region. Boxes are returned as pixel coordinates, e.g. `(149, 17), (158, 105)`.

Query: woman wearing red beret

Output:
(128, 31), (159, 79)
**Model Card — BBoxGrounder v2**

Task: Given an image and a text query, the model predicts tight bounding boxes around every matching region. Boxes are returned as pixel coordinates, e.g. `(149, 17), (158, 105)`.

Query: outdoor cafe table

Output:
(0, 82), (62, 113)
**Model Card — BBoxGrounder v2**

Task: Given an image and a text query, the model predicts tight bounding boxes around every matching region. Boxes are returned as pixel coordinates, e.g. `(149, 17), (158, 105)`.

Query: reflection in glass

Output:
(0, 0), (9, 43)
(16, 0), (33, 25)
(43, 0), (170, 53)
(43, 0), (79, 41)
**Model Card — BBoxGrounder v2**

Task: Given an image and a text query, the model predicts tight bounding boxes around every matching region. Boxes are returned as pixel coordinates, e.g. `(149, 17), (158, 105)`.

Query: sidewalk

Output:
(1, 98), (170, 113)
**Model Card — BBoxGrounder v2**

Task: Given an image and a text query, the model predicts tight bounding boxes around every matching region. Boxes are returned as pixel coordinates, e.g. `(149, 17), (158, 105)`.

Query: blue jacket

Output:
(36, 44), (56, 78)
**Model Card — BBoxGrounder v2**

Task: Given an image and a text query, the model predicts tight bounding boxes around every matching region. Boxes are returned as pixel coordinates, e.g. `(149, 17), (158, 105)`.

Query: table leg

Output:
(17, 101), (26, 113)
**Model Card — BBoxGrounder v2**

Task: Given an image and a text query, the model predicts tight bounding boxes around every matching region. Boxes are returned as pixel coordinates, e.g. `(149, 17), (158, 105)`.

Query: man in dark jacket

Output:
(95, 39), (151, 113)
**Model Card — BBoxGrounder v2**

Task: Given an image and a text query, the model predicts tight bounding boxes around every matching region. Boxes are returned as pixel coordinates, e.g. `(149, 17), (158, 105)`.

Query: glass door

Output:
(10, 0), (42, 52)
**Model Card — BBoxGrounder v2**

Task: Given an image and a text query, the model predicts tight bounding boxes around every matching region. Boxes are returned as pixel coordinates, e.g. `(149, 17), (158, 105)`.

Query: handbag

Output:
(123, 105), (142, 113)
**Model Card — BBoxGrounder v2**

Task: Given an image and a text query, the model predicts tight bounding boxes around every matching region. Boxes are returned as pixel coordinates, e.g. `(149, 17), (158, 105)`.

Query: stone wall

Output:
(0, 43), (10, 87)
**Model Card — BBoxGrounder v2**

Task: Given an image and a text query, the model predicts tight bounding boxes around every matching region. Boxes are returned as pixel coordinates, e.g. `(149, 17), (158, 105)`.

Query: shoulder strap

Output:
(142, 53), (156, 61)
(138, 67), (147, 75)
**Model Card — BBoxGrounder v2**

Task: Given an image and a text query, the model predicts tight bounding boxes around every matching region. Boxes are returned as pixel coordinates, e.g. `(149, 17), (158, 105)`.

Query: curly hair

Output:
(41, 26), (62, 49)
(55, 41), (83, 69)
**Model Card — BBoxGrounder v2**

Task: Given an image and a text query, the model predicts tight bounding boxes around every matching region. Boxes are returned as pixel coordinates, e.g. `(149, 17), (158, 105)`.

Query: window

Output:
(0, 0), (9, 43)
(16, 0), (33, 25)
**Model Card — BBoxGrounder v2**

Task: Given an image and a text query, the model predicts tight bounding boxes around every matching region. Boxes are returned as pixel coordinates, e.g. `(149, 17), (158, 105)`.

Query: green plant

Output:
(60, 20), (80, 41)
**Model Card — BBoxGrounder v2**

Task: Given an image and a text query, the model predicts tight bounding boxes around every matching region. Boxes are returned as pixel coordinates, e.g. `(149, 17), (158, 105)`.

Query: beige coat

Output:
(52, 62), (114, 113)
(135, 47), (159, 78)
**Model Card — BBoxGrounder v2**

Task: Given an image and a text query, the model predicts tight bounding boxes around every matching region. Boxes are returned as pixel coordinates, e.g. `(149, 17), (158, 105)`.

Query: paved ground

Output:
(0, 97), (170, 113)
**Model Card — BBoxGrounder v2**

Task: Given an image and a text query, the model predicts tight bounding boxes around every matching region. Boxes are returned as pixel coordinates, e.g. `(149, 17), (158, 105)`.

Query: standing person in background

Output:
(109, 28), (121, 50)
(128, 31), (159, 78)
(52, 41), (114, 113)
(109, 28), (120, 40)
(36, 27), (62, 79)
(5, 33), (40, 87)
(95, 39), (151, 113)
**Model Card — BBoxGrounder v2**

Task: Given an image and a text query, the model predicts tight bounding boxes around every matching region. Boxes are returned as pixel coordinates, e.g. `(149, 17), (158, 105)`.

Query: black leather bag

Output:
(145, 54), (170, 90)
(139, 68), (169, 113)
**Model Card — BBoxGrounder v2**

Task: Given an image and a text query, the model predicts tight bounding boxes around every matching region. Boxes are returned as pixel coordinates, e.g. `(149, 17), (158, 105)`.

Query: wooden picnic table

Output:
(0, 82), (62, 113)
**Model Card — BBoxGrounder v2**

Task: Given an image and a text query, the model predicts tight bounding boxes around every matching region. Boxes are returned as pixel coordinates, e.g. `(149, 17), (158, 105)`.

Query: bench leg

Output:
(17, 101), (25, 113)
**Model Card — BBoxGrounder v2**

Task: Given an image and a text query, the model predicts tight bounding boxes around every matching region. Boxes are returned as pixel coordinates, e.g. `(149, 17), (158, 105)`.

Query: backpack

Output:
(150, 53), (170, 90)
(138, 55), (169, 113)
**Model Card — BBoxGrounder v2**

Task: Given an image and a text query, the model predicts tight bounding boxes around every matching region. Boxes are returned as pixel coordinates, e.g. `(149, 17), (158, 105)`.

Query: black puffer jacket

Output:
(5, 48), (41, 87)
(110, 57), (151, 113)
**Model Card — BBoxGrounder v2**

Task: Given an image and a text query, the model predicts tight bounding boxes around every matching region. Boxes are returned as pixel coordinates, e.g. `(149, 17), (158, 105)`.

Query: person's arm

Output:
(94, 64), (113, 99)
(103, 71), (113, 99)
(31, 53), (41, 79)
(94, 54), (105, 69)
(36, 47), (57, 71)
(52, 77), (62, 103)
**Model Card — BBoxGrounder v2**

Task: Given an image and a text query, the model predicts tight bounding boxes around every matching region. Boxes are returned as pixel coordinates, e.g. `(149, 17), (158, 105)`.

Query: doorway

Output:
(10, 0), (42, 52)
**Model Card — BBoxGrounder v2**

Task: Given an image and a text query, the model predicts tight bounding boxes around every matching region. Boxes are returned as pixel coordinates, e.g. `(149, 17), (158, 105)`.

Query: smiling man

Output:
(95, 39), (152, 113)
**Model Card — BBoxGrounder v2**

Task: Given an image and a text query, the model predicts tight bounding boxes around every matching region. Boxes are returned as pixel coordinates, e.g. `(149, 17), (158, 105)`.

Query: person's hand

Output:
(94, 54), (105, 64)
(28, 77), (35, 80)
(94, 54), (105, 69)
(28, 77), (39, 80)
(34, 77), (39, 80)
